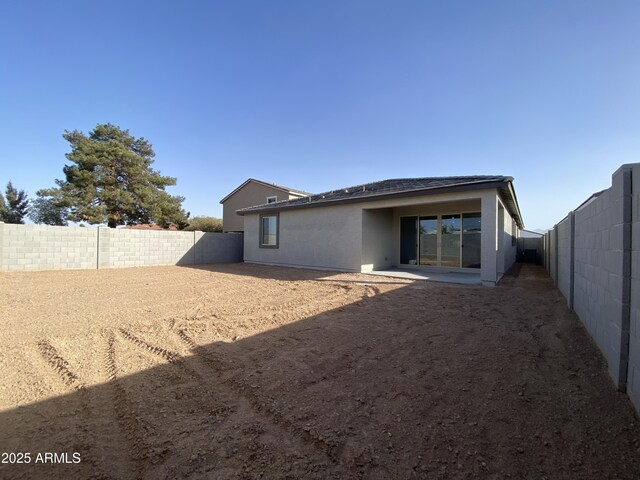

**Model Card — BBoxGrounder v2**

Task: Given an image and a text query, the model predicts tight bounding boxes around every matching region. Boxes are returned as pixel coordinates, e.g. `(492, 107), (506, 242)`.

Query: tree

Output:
(184, 216), (223, 232)
(29, 191), (68, 226)
(0, 193), (6, 221)
(42, 123), (189, 228)
(1, 181), (30, 224)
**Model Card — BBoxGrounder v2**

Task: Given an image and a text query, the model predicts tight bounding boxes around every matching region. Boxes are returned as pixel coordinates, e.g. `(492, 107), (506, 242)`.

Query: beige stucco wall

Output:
(222, 182), (305, 232)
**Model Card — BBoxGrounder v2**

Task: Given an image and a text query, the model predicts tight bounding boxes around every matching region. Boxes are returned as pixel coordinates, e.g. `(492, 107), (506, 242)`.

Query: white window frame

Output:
(267, 196), (278, 204)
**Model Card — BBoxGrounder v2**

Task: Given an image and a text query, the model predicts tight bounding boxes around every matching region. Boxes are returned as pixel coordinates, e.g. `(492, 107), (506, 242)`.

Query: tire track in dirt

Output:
(101, 331), (153, 479)
(185, 282), (368, 321)
(36, 339), (84, 390)
(169, 285), (368, 345)
(118, 327), (234, 420)
(34, 339), (112, 480)
(122, 326), (341, 461)
(118, 328), (181, 363)
(175, 328), (342, 462)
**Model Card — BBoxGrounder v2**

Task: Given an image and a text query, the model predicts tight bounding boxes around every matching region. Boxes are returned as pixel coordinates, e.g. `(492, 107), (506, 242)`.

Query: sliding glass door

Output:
(462, 213), (481, 268)
(418, 217), (438, 266)
(400, 213), (481, 269)
(440, 215), (461, 267)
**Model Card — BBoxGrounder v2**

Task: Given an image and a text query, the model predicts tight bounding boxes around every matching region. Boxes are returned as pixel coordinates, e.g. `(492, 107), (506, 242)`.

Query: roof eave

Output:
(237, 180), (511, 215)
(497, 181), (525, 229)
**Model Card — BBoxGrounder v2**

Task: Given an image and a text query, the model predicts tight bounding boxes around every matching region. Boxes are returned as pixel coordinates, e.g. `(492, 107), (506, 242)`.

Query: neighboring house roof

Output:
(121, 223), (179, 230)
(238, 175), (524, 228)
(219, 178), (311, 204)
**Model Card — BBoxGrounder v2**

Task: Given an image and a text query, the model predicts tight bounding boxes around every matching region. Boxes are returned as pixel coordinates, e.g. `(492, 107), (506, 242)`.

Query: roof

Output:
(219, 178), (311, 204)
(238, 175), (524, 228)
(121, 223), (179, 231)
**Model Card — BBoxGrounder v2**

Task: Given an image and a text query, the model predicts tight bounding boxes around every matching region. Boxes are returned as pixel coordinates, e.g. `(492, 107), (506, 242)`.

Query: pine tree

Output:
(42, 124), (189, 228)
(1, 181), (30, 224)
(29, 192), (68, 225)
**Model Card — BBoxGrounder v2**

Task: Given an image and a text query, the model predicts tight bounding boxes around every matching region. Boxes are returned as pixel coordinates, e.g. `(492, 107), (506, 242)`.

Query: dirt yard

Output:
(0, 263), (639, 479)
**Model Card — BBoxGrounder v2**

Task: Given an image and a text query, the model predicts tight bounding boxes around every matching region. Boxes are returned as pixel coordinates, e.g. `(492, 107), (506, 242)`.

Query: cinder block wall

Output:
(557, 218), (572, 303)
(194, 231), (244, 264)
(543, 163), (639, 413)
(0, 224), (243, 271)
(628, 166), (640, 409)
(548, 228), (557, 284)
(98, 228), (196, 268)
(0, 224), (97, 271)
(573, 182), (626, 386)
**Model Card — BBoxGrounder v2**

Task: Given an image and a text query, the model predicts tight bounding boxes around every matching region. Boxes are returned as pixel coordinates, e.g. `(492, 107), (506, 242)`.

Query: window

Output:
(260, 214), (279, 248)
(267, 196), (277, 204)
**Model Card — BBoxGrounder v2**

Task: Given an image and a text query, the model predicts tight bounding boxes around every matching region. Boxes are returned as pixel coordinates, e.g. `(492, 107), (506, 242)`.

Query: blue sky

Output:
(0, 1), (638, 230)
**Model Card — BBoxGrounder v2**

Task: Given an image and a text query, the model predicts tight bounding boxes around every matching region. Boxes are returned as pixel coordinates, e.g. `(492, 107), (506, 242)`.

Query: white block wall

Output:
(0, 224), (243, 271)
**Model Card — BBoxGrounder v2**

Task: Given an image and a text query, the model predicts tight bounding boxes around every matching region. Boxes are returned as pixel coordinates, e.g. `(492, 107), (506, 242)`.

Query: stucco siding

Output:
(361, 208), (394, 271)
(243, 204), (363, 271)
(501, 201), (518, 275)
(223, 183), (305, 232)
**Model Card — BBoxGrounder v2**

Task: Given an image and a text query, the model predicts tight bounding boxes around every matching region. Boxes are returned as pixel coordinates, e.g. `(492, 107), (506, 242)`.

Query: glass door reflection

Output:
(462, 213), (481, 268)
(418, 216), (438, 266)
(441, 215), (461, 267)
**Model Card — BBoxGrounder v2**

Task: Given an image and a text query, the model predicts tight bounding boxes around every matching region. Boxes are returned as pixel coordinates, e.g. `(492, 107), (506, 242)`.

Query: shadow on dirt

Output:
(1, 265), (639, 480)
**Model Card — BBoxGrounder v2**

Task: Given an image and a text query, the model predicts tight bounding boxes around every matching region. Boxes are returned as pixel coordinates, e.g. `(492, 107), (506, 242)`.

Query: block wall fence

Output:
(543, 163), (640, 413)
(0, 224), (243, 271)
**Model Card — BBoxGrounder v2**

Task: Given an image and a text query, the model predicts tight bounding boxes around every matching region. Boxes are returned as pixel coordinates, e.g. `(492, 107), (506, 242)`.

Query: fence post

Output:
(96, 227), (100, 269)
(0, 222), (4, 271)
(569, 211), (575, 310)
(193, 231), (197, 265)
(619, 167), (633, 391)
(554, 225), (559, 286)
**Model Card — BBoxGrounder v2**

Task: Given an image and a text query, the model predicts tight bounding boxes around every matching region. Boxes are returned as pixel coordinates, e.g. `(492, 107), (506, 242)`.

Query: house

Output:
(220, 178), (310, 232)
(237, 175), (524, 287)
(519, 229), (543, 238)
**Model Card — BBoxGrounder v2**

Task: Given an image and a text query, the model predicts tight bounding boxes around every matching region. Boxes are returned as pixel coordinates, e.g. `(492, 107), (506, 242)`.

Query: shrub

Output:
(184, 216), (223, 232)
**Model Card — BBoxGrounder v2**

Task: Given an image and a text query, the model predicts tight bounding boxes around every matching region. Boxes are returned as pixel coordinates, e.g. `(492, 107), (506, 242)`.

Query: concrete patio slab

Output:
(364, 267), (482, 285)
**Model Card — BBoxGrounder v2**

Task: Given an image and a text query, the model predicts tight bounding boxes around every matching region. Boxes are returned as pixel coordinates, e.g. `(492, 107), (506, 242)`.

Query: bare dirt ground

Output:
(0, 263), (639, 479)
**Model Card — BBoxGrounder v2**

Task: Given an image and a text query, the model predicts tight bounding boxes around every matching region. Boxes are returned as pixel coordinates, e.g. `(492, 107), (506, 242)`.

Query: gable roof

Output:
(219, 178), (311, 204)
(237, 175), (524, 228)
